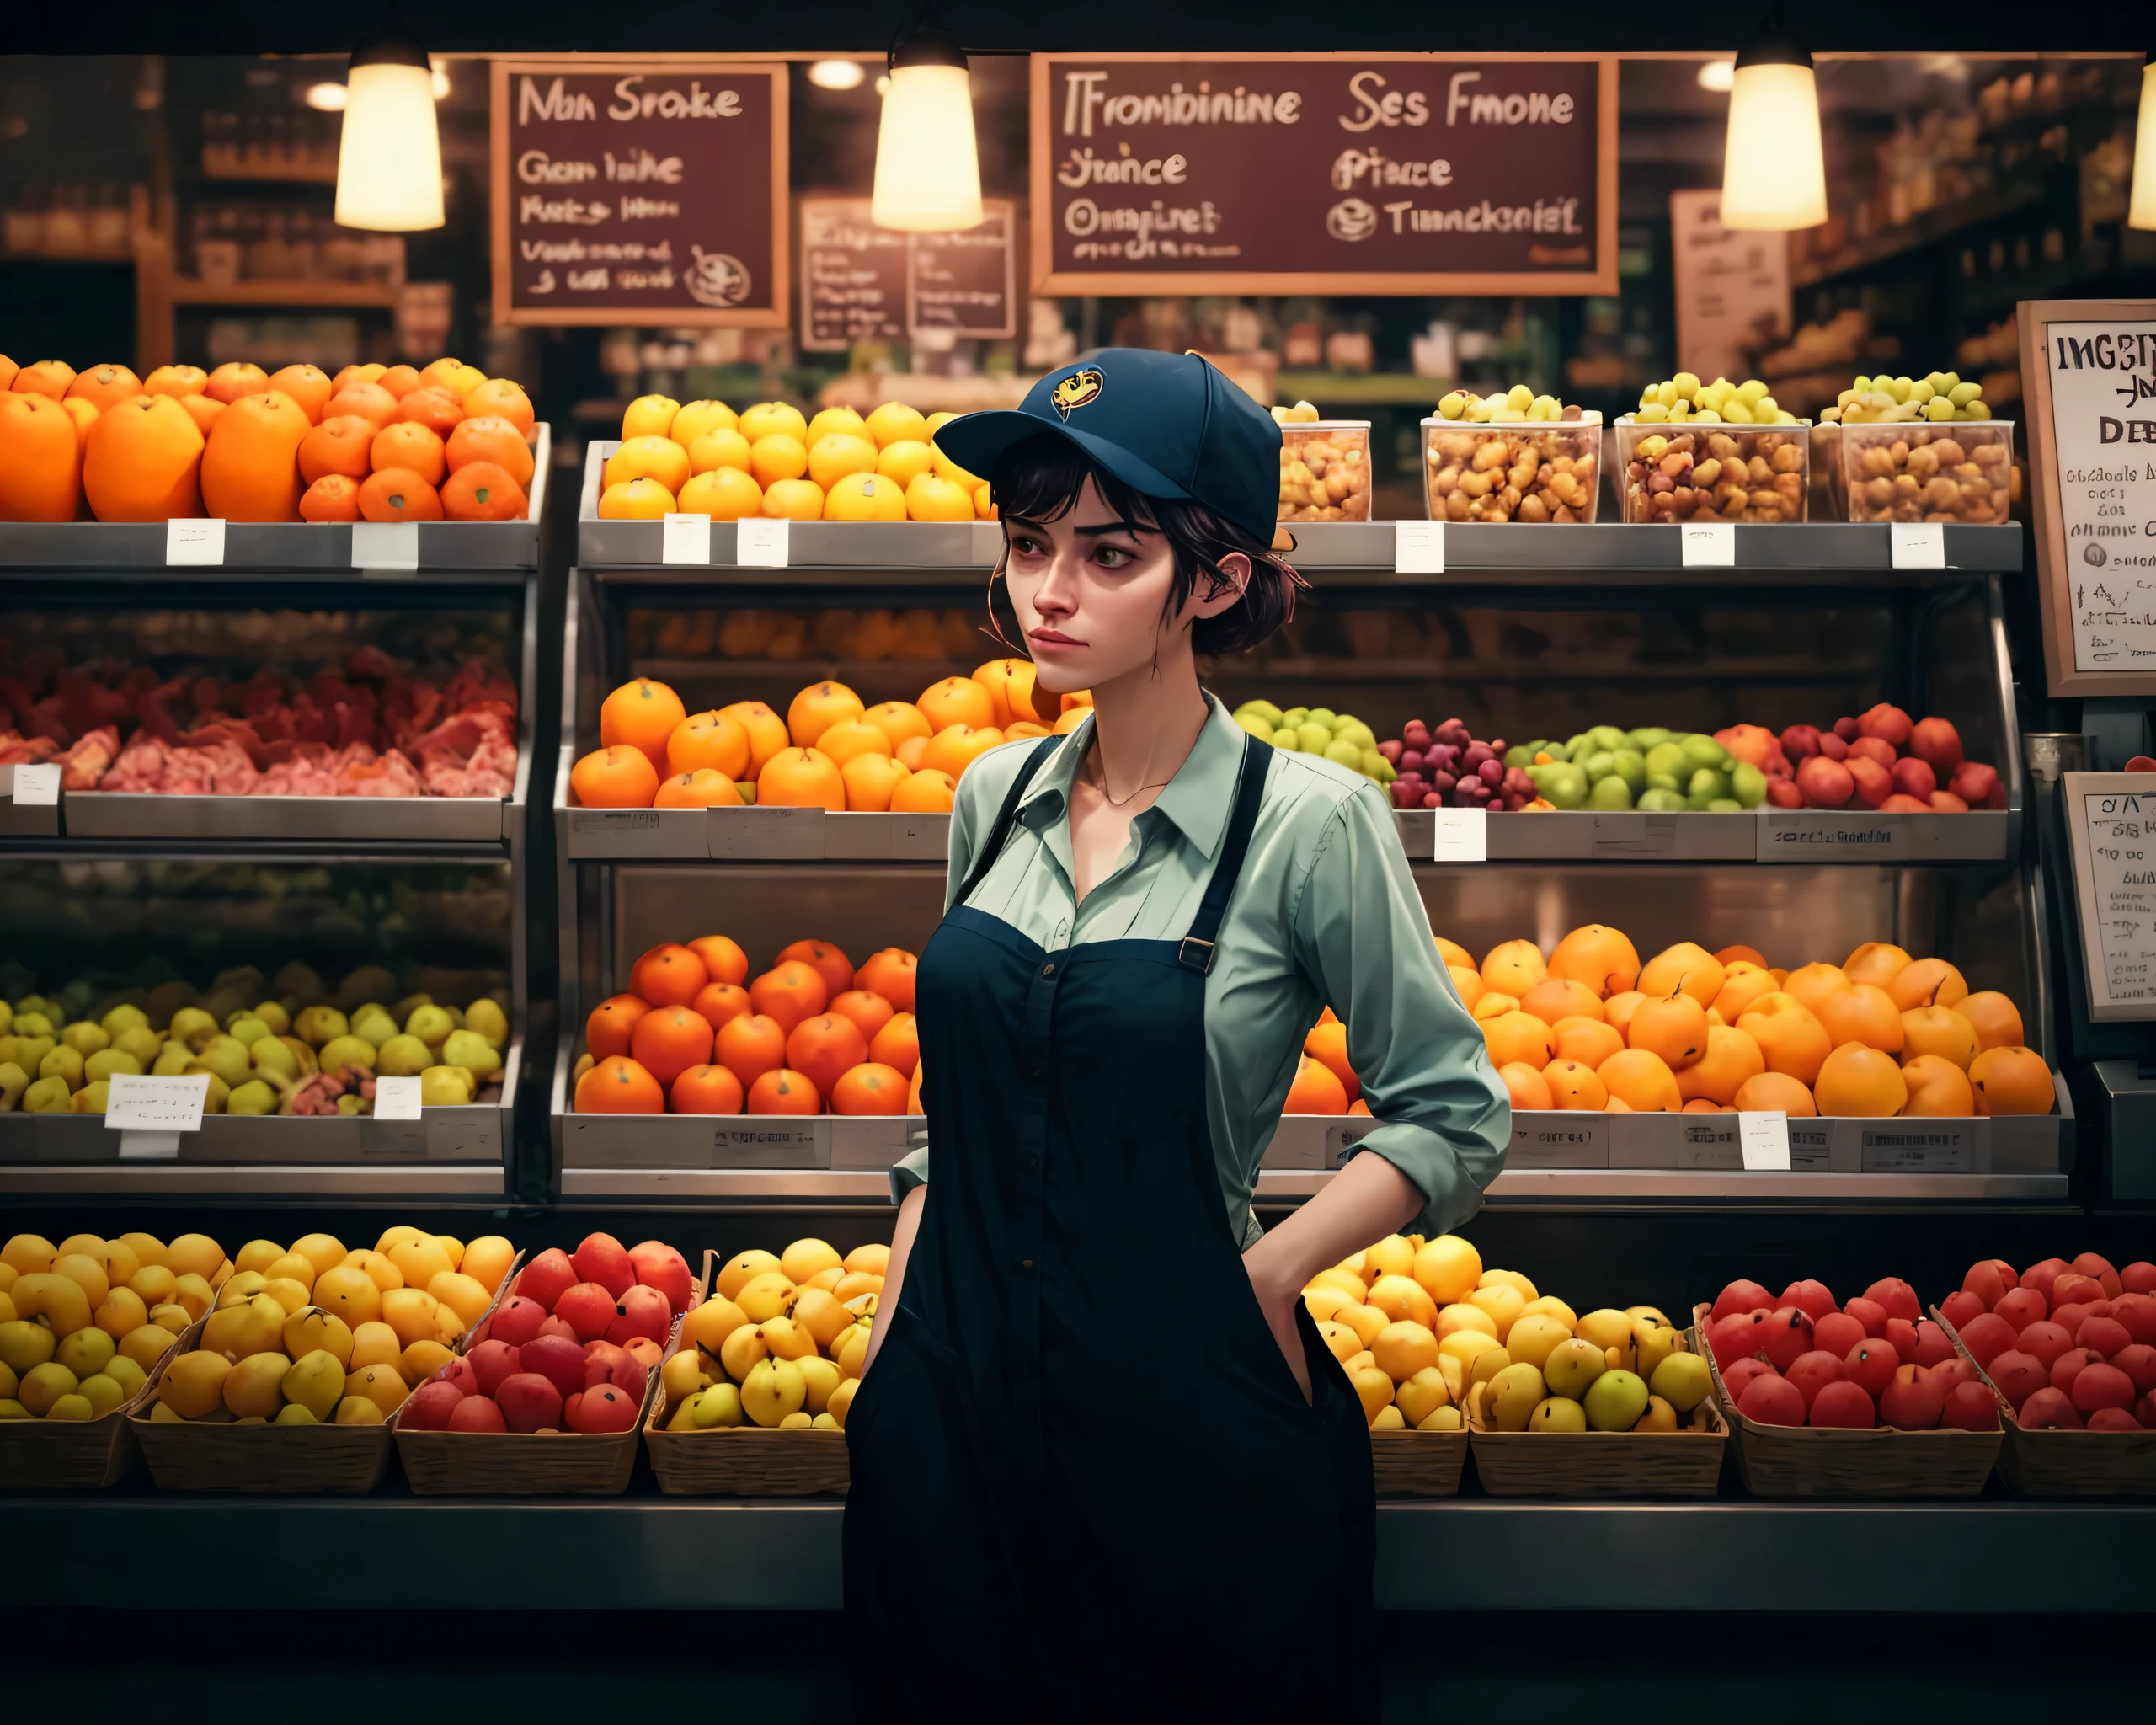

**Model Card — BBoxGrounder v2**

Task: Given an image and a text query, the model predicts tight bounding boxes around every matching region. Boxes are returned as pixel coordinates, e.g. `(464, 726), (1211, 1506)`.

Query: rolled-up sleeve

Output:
(1290, 784), (1509, 1235)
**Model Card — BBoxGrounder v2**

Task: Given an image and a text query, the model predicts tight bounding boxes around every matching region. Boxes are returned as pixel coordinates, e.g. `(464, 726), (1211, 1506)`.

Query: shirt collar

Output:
(1017, 692), (1249, 861)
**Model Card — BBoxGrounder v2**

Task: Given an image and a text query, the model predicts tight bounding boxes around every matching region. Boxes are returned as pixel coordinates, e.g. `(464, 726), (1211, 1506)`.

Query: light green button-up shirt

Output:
(892, 693), (1509, 1245)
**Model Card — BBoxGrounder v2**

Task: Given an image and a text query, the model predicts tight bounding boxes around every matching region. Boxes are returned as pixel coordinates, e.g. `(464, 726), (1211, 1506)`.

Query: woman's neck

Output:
(1084, 634), (1210, 802)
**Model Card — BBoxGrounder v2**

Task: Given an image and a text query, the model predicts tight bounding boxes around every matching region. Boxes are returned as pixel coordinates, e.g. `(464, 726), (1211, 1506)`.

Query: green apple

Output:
(1650, 1351), (1713, 1413)
(1582, 1368), (1650, 1431)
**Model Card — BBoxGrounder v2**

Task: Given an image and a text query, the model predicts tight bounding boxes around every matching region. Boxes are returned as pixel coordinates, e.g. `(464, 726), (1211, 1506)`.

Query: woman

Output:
(844, 349), (1508, 1721)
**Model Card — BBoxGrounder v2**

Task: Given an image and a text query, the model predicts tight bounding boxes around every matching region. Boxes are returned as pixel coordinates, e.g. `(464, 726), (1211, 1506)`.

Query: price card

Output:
(11, 764), (58, 805)
(1679, 520), (1735, 567)
(1393, 520), (1444, 574)
(1429, 806), (1486, 862)
(1738, 1110), (1791, 1171)
(736, 516), (790, 568)
(372, 1076), (423, 1121)
(1889, 521), (1945, 569)
(166, 518), (227, 566)
(662, 512), (712, 566)
(352, 520), (419, 573)
(107, 1071), (210, 1161)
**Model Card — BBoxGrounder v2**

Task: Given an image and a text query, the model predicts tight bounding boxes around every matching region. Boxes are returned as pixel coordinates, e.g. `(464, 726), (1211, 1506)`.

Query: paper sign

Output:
(352, 521), (419, 573)
(105, 1072), (210, 1132)
(372, 1076), (423, 1121)
(1739, 1110), (1791, 1171)
(1429, 806), (1486, 862)
(736, 516), (790, 568)
(1679, 520), (1735, 566)
(1394, 520), (1445, 574)
(1890, 521), (1945, 569)
(11, 764), (58, 806)
(166, 518), (226, 566)
(663, 513), (713, 566)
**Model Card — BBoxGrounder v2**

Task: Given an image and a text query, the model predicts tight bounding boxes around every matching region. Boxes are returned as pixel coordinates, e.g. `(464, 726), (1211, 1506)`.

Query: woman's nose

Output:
(1033, 550), (1081, 617)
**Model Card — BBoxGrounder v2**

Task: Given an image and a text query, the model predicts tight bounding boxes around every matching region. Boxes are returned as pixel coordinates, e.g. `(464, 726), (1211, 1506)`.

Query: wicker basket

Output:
(0, 1363), (150, 1490)
(1697, 1303), (1999, 1498)
(1937, 1306), (2156, 1498)
(1468, 1395), (1726, 1499)
(1369, 1426), (1469, 1498)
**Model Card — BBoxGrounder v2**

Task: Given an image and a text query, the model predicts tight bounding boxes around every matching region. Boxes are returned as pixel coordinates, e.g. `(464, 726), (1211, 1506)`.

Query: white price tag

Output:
(166, 518), (226, 566)
(119, 1132), (180, 1162)
(1429, 806), (1486, 862)
(351, 520), (419, 572)
(1738, 1110), (1792, 1171)
(1889, 521), (1945, 569)
(11, 764), (58, 805)
(105, 1072), (210, 1133)
(735, 516), (790, 568)
(662, 512), (712, 566)
(371, 1076), (423, 1121)
(1393, 520), (1444, 574)
(1679, 520), (1735, 566)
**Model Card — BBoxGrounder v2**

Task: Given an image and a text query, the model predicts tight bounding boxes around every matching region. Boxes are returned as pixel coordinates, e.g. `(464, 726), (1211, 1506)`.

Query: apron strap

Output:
(952, 736), (1062, 907)
(1177, 733), (1270, 975)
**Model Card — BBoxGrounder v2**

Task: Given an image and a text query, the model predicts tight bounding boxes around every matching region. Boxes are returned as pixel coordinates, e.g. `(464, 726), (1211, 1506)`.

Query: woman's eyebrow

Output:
(1074, 519), (1152, 537)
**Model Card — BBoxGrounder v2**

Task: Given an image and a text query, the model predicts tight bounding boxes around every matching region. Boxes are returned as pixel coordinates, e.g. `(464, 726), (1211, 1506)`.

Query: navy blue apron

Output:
(845, 734), (1375, 1722)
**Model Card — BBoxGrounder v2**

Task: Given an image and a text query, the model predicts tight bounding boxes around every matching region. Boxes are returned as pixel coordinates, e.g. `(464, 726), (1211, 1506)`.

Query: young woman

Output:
(843, 349), (1508, 1721)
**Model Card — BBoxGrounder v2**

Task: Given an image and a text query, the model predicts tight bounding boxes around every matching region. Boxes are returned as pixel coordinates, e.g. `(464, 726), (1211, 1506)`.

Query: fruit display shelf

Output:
(1392, 806), (2015, 864)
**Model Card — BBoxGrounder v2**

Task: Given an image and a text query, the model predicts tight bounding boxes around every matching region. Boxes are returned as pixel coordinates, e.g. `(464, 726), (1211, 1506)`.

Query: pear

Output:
(349, 1005), (399, 1049)
(404, 1005), (454, 1050)
(70, 1081), (109, 1114)
(440, 1030), (502, 1081)
(337, 1094), (363, 1116)
(376, 1034), (431, 1077)
(283, 1306), (354, 1368)
(1530, 1395), (1588, 1432)
(249, 1001), (291, 1036)
(0, 1001), (14, 1037)
(152, 1043), (194, 1076)
(463, 998), (510, 1048)
(168, 1007), (219, 1050)
(23, 1076), (72, 1113)
(391, 991), (435, 1023)
(39, 1045), (85, 1090)
(740, 1356), (807, 1427)
(661, 1349), (710, 1406)
(1542, 1338), (1609, 1401)
(692, 1381), (744, 1428)
(1582, 1368), (1650, 1432)
(197, 1074), (230, 1115)
(418, 1066), (474, 1108)
(293, 1007), (348, 1049)
(84, 1048), (141, 1084)
(61, 1021), (111, 1055)
(189, 1036), (252, 1088)
(277, 1035), (319, 1077)
(222, 1351), (291, 1418)
(112, 1025), (163, 1065)
(0, 1061), (26, 1111)
(249, 1037), (299, 1082)
(227, 1080), (278, 1117)
(225, 1016), (273, 1048)
(318, 1034), (378, 1073)
(13, 1012), (54, 1039)
(281, 1348), (347, 1420)
(203, 1294), (286, 1363)
(1486, 1361), (1547, 1431)
(274, 1402), (319, 1426)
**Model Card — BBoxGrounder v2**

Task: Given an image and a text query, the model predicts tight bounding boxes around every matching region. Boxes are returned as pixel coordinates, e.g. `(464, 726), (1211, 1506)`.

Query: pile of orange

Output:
(568, 661), (1091, 814)
(0, 354), (535, 526)
(596, 396), (995, 525)
(1287, 924), (2055, 1120)
(571, 935), (922, 1118)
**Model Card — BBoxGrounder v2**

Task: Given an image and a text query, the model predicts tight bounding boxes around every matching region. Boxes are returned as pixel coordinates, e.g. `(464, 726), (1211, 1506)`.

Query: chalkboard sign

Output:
(1029, 54), (1615, 296)
(799, 198), (1017, 353)
(910, 203), (1017, 339)
(2063, 772), (2156, 1020)
(490, 59), (789, 328)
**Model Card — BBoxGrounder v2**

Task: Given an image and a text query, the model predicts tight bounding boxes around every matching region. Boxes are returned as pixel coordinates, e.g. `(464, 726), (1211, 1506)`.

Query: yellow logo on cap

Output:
(1050, 368), (1104, 419)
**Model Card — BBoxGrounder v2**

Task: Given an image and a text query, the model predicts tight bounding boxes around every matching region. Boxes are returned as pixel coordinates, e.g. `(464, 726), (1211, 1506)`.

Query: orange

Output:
(718, 702), (791, 777)
(599, 478), (675, 519)
(750, 961), (830, 1034)
(1636, 943), (1725, 1009)
(421, 358), (485, 398)
(909, 1061), (926, 1117)
(896, 735), (931, 770)
(830, 989), (896, 1045)
(832, 1063), (909, 1116)
(1816, 984), (1903, 1053)
(586, 995), (652, 1060)
(1546, 925), (1641, 1001)
(440, 462), (526, 521)
(298, 416), (378, 484)
(264, 364), (333, 423)
(1843, 942), (1912, 991)
(462, 377), (535, 437)
(672, 399), (739, 445)
(762, 478), (825, 521)
(144, 365), (208, 398)
(631, 943), (710, 1008)
(602, 679), (689, 774)
(749, 434), (809, 489)
(331, 363), (387, 393)
(1285, 1055), (1349, 1114)
(1303, 1020), (1360, 1104)
(748, 1069), (823, 1115)
(823, 470), (907, 521)
(668, 711), (752, 780)
(1052, 710), (1086, 735)
(1540, 1058), (1608, 1110)
(1736, 994), (1833, 1087)
(1732, 1071), (1817, 1115)
(1499, 1061), (1553, 1111)
(716, 1012), (788, 1089)
(788, 681), (866, 747)
(371, 421), (447, 484)
(606, 434), (691, 497)
(1957, 991), (2024, 1051)
(861, 702), (934, 755)
(1674, 1024), (1765, 1105)
(1899, 1007), (1979, 1071)
(815, 720), (894, 767)
(777, 939), (857, 1000)
(759, 747), (846, 811)
(1446, 966), (1486, 1010)
(1551, 1016), (1623, 1069)
(200, 391), (312, 521)
(690, 981), (752, 1033)
(1783, 962), (1851, 1014)
(631, 1005), (715, 1087)
(905, 473), (974, 522)
(688, 936), (750, 987)
(1480, 939), (1547, 996)
(66, 363), (143, 413)
(1681, 1099), (1724, 1114)
(1604, 1097), (1635, 1114)
(356, 468), (442, 522)
(300, 474), (360, 521)
(787, 1013), (870, 1099)
(568, 745), (659, 809)
(922, 724), (1006, 780)
(892, 768), (956, 812)
(857, 949), (918, 1013)
(378, 364), (424, 399)
(1481, 1010), (1555, 1070)
(83, 394), (203, 521)
(1900, 1054), (1975, 1116)
(918, 676), (997, 734)
(808, 432), (879, 490)
(870, 1012), (920, 1076)
(179, 394), (224, 436)
(11, 360), (74, 399)
(1716, 944), (1769, 969)
(574, 1055), (664, 1114)
(679, 467), (763, 521)
(1711, 964), (1779, 1022)
(670, 1065), (745, 1116)
(1812, 1044), (1907, 1116)
(1601, 991), (1646, 1033)
(971, 659), (1045, 728)
(1627, 992), (1709, 1070)
(323, 382), (398, 429)
(446, 415), (535, 487)
(874, 438), (934, 487)
(1598, 1049), (1682, 1112)
(1518, 978), (1603, 1027)
(61, 396), (99, 451)
(654, 769), (742, 808)
(1471, 992), (1520, 1024)
(1886, 958), (1968, 1012)
(622, 393), (678, 439)
(204, 362), (268, 404)
(1968, 1046), (2054, 1116)
(841, 753), (910, 811)
(686, 426), (754, 476)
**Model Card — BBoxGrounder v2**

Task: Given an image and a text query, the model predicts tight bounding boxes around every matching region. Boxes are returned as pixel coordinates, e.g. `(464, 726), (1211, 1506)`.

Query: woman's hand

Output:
(1242, 1235), (1314, 1404)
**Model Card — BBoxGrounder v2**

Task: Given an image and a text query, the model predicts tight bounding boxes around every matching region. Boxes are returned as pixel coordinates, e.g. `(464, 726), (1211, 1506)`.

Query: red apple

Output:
(2111, 1343), (2156, 1395)
(2071, 1361), (2137, 1414)
(488, 1295), (546, 1349)
(1797, 755), (1854, 809)
(2053, 1300), (2113, 1341)
(566, 1382), (641, 1434)
(516, 1247), (578, 1314)
(2020, 1258), (2070, 1310)
(448, 1395), (507, 1433)
(1948, 761), (1999, 806)
(434, 1356), (478, 1397)
(1858, 702), (1913, 745)
(1780, 1279), (1838, 1322)
(611, 1354), (648, 1402)
(1864, 1277), (1920, 1323)
(622, 1336), (664, 1373)
(1961, 1263), (2008, 1309)
(1709, 1311), (1767, 1370)
(1880, 1364), (1945, 1430)
(1710, 1279), (1774, 1323)
(582, 1339), (631, 1389)
(1833, 716), (1862, 743)
(537, 1314), (579, 1343)
(468, 1339), (521, 1397)
(1845, 756), (1892, 809)
(630, 1241), (695, 1314)
(1889, 757), (1938, 801)
(1994, 1287), (2049, 1334)
(1847, 735), (1897, 772)
(1940, 1289), (1986, 1330)
(1988, 1350), (2047, 1409)
(2017, 1321), (2075, 1370)
(2086, 1407), (2144, 1432)
(2124, 1262), (2156, 1296)
(496, 1372), (564, 1434)
(1845, 1339), (1899, 1400)
(1738, 1375), (1807, 1427)
(1812, 1311), (1866, 1360)
(1929, 790), (1972, 814)
(1925, 1357), (1981, 1396)
(606, 1284), (674, 1348)
(401, 1380), (467, 1431)
(1781, 724), (1823, 761)
(1785, 1349), (1846, 1408)
(1885, 1318), (1922, 1365)
(2140, 1391), (2156, 1429)
(554, 1281), (618, 1343)
(2112, 1292), (2156, 1345)
(1810, 1380), (1877, 1428)
(2049, 1348), (2098, 1397)
(520, 1333), (587, 1401)
(2017, 1386), (2082, 1429)
(1908, 716), (1965, 774)
(1767, 779), (1805, 809)
(1912, 1320), (1958, 1370)
(2070, 1252), (2121, 1299)
(2052, 1274), (2106, 1314)
(572, 1231), (636, 1298)
(1981, 1258), (2020, 1290)
(2077, 1315), (2132, 1360)
(1820, 730), (1851, 760)
(1844, 1296), (1890, 1338)
(1758, 1306), (1817, 1372)
(1941, 1381), (2001, 1432)
(1722, 1358), (1780, 1402)
(1956, 1311), (2017, 1371)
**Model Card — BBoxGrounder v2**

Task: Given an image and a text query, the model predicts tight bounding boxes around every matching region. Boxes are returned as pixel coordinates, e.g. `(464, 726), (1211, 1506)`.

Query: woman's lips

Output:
(1028, 629), (1083, 653)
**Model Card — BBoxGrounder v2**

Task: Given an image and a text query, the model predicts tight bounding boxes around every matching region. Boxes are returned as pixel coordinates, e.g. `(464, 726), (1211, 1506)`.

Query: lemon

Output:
(762, 478), (825, 521)
(905, 473), (975, 523)
(687, 427), (753, 475)
(865, 401), (929, 448)
(825, 472), (908, 522)
(622, 394), (679, 439)
(598, 478), (675, 520)
(680, 467), (764, 521)
(671, 399), (738, 444)
(749, 433), (808, 488)
(739, 402), (808, 444)
(876, 439), (934, 488)
(808, 432), (879, 491)
(806, 405), (868, 446)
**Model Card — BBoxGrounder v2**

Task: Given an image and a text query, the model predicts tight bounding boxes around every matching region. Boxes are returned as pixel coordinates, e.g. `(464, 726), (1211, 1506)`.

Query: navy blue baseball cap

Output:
(933, 348), (1283, 545)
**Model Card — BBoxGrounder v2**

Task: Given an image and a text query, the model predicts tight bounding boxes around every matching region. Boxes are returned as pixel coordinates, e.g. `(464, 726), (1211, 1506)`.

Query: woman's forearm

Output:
(1243, 1151), (1424, 1304)
(861, 1183), (926, 1376)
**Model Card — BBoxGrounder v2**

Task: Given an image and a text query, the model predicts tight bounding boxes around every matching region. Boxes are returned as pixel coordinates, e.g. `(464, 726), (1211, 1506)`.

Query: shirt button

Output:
(1018, 1258), (1033, 1270)
(1041, 961), (1056, 978)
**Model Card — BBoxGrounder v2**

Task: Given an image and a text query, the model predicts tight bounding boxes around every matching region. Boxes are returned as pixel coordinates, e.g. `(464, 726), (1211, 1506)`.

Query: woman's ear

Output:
(1191, 551), (1251, 621)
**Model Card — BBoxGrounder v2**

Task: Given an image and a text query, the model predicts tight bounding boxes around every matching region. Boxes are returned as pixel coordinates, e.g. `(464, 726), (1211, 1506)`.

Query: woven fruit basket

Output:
(1695, 1303), (1999, 1498)
(1937, 1307), (2156, 1498)
(0, 1363), (152, 1490)
(1369, 1426), (1469, 1498)
(1467, 1397), (1726, 1499)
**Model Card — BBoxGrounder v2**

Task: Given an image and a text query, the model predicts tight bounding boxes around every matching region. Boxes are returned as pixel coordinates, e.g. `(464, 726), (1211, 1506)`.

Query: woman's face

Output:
(1001, 476), (1247, 695)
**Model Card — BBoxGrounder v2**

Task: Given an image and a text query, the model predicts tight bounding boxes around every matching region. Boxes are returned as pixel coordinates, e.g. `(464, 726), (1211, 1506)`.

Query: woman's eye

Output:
(1009, 532), (1045, 557)
(1093, 544), (1134, 569)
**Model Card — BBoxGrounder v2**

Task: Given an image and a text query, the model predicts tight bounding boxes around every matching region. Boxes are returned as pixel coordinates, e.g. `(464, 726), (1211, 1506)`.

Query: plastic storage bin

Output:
(1820, 419), (2015, 525)
(1616, 419), (1808, 524)
(1421, 416), (1602, 524)
(1277, 421), (1373, 523)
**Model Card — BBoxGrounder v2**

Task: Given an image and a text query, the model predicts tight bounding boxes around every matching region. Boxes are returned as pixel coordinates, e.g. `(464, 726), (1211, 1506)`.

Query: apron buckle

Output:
(1177, 935), (1217, 974)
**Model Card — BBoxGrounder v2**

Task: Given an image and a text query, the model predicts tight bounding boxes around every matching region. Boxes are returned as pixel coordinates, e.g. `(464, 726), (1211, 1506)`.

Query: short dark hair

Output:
(987, 433), (1305, 656)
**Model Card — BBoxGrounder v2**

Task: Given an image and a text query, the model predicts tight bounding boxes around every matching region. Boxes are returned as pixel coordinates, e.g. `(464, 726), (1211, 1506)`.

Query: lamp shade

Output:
(871, 28), (983, 232)
(334, 25), (445, 232)
(1719, 31), (1828, 232)
(2130, 55), (2156, 232)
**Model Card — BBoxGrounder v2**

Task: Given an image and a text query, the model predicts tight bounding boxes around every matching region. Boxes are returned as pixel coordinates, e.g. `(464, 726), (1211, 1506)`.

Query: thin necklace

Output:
(1088, 750), (1170, 809)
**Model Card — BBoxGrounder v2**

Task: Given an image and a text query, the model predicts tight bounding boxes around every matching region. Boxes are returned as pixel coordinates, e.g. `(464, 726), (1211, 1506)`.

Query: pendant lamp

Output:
(334, 14), (446, 232)
(870, 24), (984, 232)
(1719, 7), (1828, 232)
(2130, 54), (2156, 231)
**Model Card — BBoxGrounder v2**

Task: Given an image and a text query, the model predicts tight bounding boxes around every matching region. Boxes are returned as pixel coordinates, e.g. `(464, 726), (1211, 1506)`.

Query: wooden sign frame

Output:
(797, 195), (1021, 353)
(490, 58), (790, 328)
(2020, 297), (2156, 696)
(2060, 772), (2156, 1022)
(1028, 52), (1618, 297)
